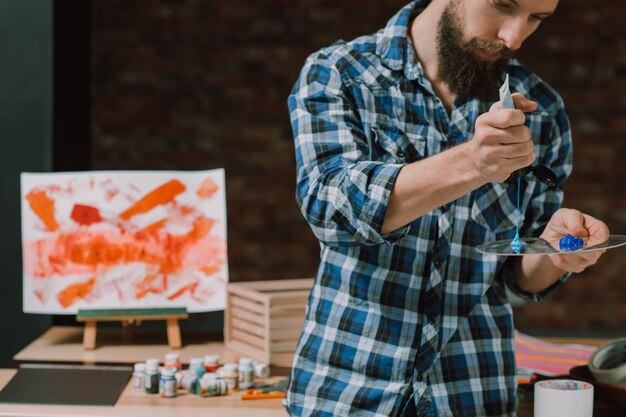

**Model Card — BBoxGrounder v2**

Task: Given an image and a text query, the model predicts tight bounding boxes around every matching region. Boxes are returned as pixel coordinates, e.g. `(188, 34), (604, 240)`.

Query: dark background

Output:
(1, 0), (624, 366)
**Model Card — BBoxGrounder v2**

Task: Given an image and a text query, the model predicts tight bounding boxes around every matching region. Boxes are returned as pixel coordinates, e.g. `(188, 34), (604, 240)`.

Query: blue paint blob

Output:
(510, 235), (525, 254)
(559, 234), (584, 252)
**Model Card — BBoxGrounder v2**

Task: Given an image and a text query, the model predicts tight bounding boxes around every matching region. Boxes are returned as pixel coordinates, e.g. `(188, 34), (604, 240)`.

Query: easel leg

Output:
(83, 320), (97, 350)
(166, 318), (181, 349)
(121, 319), (132, 342)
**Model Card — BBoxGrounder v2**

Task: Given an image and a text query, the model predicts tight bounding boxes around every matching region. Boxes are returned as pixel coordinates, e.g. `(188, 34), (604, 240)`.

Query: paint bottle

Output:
(253, 361), (270, 378)
(144, 359), (160, 394)
(213, 379), (228, 396)
(175, 369), (185, 388)
(164, 352), (182, 371)
(159, 367), (177, 398)
(181, 370), (199, 392)
(133, 362), (146, 389)
(238, 358), (255, 389)
(222, 363), (239, 393)
(189, 357), (205, 379)
(196, 376), (228, 397)
(204, 354), (220, 373)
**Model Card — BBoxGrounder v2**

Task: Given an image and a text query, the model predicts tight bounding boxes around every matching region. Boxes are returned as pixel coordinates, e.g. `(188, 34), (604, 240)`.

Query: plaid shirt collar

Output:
(377, 0), (432, 81)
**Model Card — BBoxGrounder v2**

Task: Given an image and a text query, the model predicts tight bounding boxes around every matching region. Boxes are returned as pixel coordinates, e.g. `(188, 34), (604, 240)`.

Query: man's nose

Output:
(498, 17), (527, 51)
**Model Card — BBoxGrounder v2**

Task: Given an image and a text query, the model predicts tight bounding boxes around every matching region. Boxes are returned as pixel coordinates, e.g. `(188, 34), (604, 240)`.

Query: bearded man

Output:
(285, 1), (609, 416)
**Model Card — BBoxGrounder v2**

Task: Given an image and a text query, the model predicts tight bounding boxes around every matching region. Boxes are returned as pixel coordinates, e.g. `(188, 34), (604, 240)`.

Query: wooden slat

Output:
(270, 306), (306, 319)
(270, 317), (306, 330)
(270, 352), (296, 366)
(267, 290), (310, 303)
(264, 296), (271, 365)
(230, 295), (264, 314)
(230, 308), (265, 326)
(270, 327), (303, 341)
(231, 329), (266, 350)
(226, 340), (268, 364)
(269, 295), (309, 309)
(232, 279), (314, 293)
(270, 340), (299, 353)
(224, 295), (232, 344)
(227, 285), (270, 303)
(231, 317), (265, 337)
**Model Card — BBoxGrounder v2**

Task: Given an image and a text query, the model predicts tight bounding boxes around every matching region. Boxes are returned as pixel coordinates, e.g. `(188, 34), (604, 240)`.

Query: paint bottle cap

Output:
(239, 358), (254, 370)
(146, 358), (160, 371)
(223, 363), (238, 373)
(239, 357), (253, 366)
(254, 362), (270, 378)
(204, 354), (219, 365)
(134, 362), (146, 372)
(165, 353), (181, 363)
(161, 367), (176, 377)
(189, 357), (204, 368)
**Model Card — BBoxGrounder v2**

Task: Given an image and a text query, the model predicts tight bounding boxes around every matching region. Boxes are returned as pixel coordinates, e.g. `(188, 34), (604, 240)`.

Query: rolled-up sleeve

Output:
(288, 50), (409, 247)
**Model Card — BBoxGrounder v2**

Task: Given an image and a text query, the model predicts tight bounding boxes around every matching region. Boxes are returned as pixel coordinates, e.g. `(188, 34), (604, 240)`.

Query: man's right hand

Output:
(462, 93), (538, 183)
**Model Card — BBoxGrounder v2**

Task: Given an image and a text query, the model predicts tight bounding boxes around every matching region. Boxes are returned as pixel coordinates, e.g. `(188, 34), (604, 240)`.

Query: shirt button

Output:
(396, 150), (405, 158)
(428, 315), (436, 325)
(434, 259), (442, 268)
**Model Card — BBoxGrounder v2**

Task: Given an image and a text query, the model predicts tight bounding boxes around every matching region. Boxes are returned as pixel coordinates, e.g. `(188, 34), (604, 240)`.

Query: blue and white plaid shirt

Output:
(285, 1), (572, 416)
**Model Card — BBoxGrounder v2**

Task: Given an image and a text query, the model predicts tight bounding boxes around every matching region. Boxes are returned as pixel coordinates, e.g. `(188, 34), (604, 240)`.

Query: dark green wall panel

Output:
(0, 0), (53, 366)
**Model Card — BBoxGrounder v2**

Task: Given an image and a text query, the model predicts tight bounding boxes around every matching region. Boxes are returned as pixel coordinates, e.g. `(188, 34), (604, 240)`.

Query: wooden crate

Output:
(224, 278), (313, 366)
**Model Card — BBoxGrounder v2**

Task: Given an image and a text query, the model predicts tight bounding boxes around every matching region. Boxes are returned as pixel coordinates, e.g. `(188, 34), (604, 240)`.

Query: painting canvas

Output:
(21, 169), (228, 314)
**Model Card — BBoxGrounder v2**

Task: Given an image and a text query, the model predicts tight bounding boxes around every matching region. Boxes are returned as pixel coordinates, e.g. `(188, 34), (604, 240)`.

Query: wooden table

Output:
(8, 327), (625, 416)
(0, 368), (287, 417)
(14, 325), (229, 365)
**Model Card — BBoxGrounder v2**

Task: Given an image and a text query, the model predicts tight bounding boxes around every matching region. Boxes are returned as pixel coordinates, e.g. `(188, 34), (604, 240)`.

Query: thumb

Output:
(512, 93), (538, 113)
(562, 209), (589, 238)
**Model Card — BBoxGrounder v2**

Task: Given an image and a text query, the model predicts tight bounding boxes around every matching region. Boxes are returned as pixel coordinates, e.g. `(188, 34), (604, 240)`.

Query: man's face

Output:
(436, 0), (559, 100)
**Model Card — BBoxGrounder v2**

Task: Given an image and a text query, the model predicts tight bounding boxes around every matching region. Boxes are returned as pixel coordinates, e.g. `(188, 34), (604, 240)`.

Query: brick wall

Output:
(514, 0), (626, 333)
(91, 0), (626, 333)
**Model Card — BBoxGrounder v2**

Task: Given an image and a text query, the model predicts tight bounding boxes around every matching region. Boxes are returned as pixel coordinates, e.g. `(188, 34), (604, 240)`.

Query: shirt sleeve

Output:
(504, 95), (574, 301)
(288, 49), (409, 247)
(502, 258), (572, 302)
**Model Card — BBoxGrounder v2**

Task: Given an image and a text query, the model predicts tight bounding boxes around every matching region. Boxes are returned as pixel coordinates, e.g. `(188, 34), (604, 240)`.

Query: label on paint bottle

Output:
(144, 359), (160, 394)
(159, 367), (177, 398)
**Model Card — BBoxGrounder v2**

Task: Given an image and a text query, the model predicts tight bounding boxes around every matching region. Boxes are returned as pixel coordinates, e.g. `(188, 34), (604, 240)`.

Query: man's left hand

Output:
(541, 208), (609, 273)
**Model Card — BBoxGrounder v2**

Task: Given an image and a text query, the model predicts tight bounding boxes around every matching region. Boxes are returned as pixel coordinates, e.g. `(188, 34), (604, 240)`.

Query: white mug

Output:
(534, 379), (594, 417)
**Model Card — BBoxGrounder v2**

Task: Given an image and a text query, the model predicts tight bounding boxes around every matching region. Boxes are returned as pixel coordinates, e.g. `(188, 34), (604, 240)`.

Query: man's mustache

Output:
(468, 38), (514, 60)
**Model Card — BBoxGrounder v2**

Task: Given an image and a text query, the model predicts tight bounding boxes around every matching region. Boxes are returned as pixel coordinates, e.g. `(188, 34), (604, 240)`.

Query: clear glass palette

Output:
(475, 234), (626, 256)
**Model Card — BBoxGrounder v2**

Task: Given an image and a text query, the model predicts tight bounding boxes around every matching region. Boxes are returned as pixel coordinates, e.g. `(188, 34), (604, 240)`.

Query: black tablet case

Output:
(0, 363), (132, 406)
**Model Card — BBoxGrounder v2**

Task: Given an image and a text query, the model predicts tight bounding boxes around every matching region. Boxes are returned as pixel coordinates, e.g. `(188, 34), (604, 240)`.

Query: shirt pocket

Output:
(370, 124), (426, 164)
(471, 181), (518, 235)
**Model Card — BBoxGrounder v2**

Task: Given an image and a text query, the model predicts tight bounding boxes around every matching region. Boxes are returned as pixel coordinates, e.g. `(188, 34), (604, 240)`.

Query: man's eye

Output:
(494, 1), (512, 11)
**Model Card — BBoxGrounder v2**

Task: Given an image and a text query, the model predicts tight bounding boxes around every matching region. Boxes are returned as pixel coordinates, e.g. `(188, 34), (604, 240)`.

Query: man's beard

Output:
(436, 1), (513, 101)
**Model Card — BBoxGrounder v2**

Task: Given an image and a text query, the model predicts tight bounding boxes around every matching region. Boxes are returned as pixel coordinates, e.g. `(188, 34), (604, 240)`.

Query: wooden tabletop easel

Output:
(77, 307), (188, 350)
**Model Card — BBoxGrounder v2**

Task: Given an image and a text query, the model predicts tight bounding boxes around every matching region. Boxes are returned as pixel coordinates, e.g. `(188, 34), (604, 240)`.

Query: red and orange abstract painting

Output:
(21, 169), (228, 314)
